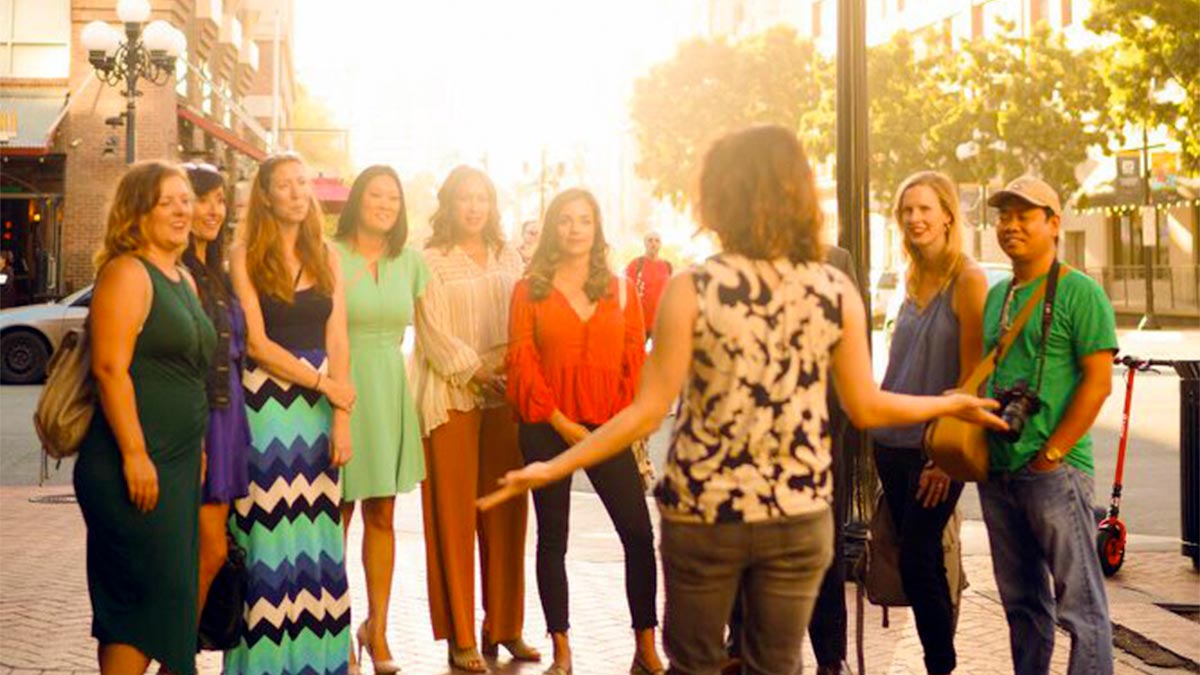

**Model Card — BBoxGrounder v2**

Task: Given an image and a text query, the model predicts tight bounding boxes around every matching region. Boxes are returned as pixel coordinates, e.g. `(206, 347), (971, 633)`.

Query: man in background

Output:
(626, 231), (672, 342)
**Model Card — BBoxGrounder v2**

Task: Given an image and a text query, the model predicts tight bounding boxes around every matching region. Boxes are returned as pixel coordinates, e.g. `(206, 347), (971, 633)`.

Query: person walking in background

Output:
(625, 231), (671, 342)
(869, 171), (988, 675)
(506, 188), (665, 675)
(334, 165), (428, 675)
(980, 177), (1117, 675)
(518, 219), (541, 264)
(74, 161), (216, 675)
(412, 165), (538, 672)
(225, 153), (355, 675)
(486, 125), (1004, 675)
(180, 163), (252, 641)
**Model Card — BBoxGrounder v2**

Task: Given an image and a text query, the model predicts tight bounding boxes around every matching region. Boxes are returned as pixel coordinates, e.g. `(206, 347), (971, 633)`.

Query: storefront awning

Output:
(177, 106), (267, 162)
(0, 92), (68, 156)
(1076, 177), (1199, 213)
(312, 176), (350, 212)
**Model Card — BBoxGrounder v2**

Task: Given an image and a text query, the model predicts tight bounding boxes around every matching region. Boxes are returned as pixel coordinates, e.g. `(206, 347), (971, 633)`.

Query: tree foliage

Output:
(942, 24), (1109, 197)
(629, 27), (832, 206)
(1086, 0), (1200, 171)
(290, 84), (353, 180)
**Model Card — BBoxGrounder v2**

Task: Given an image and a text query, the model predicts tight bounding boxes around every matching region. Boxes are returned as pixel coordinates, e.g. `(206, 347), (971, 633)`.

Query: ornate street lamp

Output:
(80, 0), (186, 164)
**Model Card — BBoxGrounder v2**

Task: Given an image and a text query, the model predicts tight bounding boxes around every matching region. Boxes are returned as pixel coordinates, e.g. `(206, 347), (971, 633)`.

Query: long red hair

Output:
(241, 155), (333, 302)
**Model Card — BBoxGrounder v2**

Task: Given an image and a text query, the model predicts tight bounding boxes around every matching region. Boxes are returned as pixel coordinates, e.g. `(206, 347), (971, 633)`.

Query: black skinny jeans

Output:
(518, 422), (658, 633)
(875, 445), (963, 675)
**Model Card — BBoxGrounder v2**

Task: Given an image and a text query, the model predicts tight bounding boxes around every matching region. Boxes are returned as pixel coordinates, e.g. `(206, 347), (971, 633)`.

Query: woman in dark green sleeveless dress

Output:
(74, 162), (216, 675)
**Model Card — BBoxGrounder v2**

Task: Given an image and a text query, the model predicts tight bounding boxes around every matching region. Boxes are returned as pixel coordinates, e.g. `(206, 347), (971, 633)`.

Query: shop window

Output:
(0, 0), (70, 78)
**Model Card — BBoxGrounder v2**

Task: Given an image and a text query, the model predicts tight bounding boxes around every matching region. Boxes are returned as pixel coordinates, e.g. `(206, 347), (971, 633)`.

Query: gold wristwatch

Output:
(1042, 445), (1067, 463)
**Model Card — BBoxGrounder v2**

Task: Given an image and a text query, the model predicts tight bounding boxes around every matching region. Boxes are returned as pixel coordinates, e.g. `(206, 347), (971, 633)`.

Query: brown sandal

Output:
(482, 636), (543, 662)
(447, 644), (487, 673)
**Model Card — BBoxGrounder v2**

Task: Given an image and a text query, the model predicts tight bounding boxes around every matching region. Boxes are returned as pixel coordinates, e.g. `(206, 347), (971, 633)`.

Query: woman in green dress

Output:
(335, 165), (428, 674)
(74, 160), (216, 675)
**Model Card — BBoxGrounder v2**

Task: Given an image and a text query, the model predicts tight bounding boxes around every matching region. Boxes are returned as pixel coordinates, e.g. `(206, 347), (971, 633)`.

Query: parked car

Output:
(0, 286), (92, 384)
(869, 269), (901, 328)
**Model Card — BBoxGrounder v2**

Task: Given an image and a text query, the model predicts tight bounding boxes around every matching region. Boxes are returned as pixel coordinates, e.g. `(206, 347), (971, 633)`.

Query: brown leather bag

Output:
(33, 326), (95, 459)
(923, 265), (1068, 482)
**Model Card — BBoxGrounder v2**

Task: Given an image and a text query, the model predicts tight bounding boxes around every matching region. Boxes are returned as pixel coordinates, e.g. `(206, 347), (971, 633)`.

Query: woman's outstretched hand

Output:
(945, 392), (1008, 431)
(477, 462), (557, 512)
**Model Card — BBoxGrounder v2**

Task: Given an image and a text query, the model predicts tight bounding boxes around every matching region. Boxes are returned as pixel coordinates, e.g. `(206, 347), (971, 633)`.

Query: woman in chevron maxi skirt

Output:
(225, 153), (357, 675)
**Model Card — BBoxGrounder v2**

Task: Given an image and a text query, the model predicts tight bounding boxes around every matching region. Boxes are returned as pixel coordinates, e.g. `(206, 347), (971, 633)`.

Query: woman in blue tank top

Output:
(870, 171), (989, 675)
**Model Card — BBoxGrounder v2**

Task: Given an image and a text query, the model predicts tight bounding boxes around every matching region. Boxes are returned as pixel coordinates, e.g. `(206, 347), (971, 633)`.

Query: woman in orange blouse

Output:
(507, 188), (663, 675)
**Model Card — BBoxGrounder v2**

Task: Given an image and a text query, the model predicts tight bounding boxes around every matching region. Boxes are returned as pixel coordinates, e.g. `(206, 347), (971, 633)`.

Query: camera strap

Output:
(958, 262), (1070, 396)
(1032, 259), (1062, 396)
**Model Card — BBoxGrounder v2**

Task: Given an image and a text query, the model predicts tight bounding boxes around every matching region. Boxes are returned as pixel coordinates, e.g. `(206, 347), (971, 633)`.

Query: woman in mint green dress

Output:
(335, 165), (428, 674)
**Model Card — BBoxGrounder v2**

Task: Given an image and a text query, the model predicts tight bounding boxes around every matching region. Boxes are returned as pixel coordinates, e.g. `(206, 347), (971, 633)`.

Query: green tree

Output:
(630, 27), (832, 206)
(290, 84), (353, 180)
(1087, 0), (1200, 172)
(939, 23), (1108, 197)
(866, 31), (961, 209)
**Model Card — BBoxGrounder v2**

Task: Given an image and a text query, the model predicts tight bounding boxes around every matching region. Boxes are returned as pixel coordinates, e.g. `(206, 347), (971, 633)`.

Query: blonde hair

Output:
(241, 154), (333, 302)
(94, 161), (191, 271)
(893, 171), (965, 296)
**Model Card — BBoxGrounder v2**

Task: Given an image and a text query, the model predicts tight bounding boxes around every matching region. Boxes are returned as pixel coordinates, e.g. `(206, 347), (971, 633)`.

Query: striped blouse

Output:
(411, 243), (524, 436)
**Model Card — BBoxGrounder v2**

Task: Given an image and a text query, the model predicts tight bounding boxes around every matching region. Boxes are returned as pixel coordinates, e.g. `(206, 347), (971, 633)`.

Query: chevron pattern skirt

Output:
(224, 350), (350, 675)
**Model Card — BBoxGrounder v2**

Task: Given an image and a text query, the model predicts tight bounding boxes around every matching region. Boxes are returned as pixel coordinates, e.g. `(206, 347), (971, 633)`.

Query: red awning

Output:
(312, 177), (350, 209)
(177, 106), (267, 161)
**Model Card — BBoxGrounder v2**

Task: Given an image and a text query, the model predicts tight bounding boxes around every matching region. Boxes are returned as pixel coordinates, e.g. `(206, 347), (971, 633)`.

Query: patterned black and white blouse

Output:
(655, 253), (845, 524)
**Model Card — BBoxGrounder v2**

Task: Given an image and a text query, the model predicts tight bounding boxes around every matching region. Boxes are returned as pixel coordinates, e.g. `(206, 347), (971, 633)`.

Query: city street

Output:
(0, 328), (1197, 674)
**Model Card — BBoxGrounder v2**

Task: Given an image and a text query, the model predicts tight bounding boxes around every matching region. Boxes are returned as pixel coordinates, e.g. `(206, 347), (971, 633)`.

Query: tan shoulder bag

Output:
(922, 264), (1068, 482)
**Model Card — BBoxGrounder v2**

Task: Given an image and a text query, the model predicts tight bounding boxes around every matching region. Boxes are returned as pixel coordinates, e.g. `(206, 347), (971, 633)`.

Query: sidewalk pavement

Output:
(1, 484), (1197, 675)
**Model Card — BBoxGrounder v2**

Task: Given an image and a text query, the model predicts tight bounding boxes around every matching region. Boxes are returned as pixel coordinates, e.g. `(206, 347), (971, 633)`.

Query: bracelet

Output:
(313, 371), (323, 391)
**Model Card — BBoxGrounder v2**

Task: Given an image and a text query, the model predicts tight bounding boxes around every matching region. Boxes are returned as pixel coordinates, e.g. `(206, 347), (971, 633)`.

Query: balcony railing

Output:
(1083, 265), (1200, 316)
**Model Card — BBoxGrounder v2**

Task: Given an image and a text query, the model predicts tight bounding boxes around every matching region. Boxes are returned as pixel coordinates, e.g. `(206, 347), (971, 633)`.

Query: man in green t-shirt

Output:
(979, 176), (1118, 675)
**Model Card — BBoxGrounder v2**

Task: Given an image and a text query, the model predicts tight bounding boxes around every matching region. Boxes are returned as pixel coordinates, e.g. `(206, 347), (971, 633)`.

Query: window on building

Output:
(1065, 231), (1086, 269)
(1030, 0), (1046, 26)
(1061, 0), (1073, 26)
(812, 1), (823, 38)
(175, 47), (189, 99)
(201, 64), (214, 115)
(897, 0), (905, 11)
(0, 0), (70, 78)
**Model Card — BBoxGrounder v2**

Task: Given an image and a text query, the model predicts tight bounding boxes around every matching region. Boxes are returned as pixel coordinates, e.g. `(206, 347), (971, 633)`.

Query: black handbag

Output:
(198, 532), (248, 651)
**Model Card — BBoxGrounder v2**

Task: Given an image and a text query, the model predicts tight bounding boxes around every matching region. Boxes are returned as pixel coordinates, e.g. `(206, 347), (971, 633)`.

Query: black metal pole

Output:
(124, 23), (140, 165)
(1139, 125), (1161, 329)
(837, 0), (870, 305)
(836, 0), (873, 620)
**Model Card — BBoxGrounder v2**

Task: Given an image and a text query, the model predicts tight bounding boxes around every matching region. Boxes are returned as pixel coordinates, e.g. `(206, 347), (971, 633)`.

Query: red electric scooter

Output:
(1096, 354), (1171, 576)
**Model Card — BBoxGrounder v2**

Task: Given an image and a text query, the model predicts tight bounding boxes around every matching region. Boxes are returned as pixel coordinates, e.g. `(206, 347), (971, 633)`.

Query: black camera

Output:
(993, 380), (1040, 442)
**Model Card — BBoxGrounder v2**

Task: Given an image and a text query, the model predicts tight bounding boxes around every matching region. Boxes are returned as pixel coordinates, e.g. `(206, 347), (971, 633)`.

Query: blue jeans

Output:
(979, 464), (1113, 675)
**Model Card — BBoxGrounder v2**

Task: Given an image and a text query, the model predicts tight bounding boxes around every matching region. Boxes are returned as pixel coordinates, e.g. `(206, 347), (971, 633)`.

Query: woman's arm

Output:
(229, 244), (354, 409)
(90, 256), (158, 512)
(503, 281), (581, 441)
(954, 262), (989, 387)
(413, 258), (482, 386)
(832, 273), (1004, 430)
(482, 272), (697, 509)
(325, 245), (353, 468)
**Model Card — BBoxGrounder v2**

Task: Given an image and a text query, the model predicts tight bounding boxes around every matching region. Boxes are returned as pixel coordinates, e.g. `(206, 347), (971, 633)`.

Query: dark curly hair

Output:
(425, 165), (505, 253)
(526, 188), (613, 302)
(697, 124), (824, 263)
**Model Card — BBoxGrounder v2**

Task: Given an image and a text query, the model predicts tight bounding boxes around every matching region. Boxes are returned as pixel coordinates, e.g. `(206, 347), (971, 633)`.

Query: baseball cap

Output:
(987, 176), (1061, 216)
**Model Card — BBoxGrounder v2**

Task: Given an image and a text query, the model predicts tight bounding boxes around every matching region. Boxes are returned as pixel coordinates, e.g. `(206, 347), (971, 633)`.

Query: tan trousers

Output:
(421, 406), (528, 646)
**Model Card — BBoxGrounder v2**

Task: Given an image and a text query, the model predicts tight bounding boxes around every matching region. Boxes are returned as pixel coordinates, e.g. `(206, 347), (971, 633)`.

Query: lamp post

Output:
(1138, 124), (1162, 330)
(80, 0), (185, 164)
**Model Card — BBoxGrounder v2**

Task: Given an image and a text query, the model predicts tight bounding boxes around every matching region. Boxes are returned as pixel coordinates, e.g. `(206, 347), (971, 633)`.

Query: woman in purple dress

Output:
(181, 163), (252, 621)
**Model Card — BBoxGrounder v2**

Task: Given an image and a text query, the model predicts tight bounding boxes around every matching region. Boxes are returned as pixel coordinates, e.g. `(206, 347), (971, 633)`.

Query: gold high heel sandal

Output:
(356, 620), (401, 674)
(481, 635), (542, 662)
